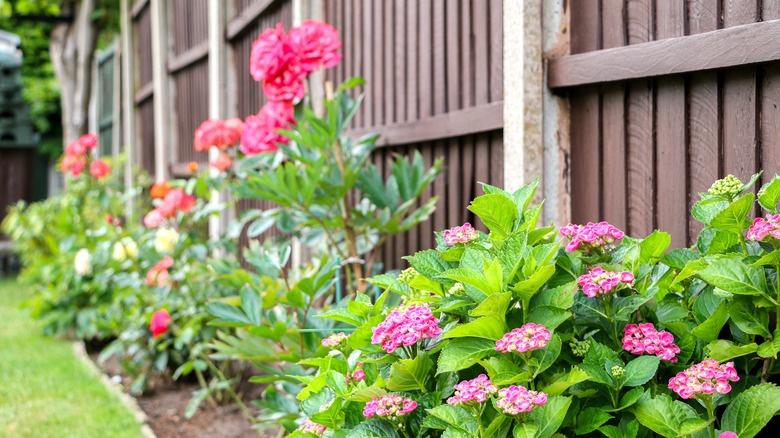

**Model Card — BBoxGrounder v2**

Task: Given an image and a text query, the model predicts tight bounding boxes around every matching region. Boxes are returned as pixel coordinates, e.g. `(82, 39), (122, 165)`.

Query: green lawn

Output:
(0, 277), (145, 438)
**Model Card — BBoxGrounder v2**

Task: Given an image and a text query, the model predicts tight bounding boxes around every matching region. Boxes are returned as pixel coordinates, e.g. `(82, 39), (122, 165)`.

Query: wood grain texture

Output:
(761, 65), (780, 180)
(446, 0), (461, 112)
(655, 1), (687, 246)
(722, 69), (757, 182)
(225, 0), (279, 40)
(406, 0), (418, 122)
(626, 0), (654, 237)
(419, 0), (433, 118)
(601, 0), (627, 230)
(489, 0), (503, 102)
(167, 41), (208, 73)
(473, 0), (490, 105)
(433, 0), (446, 115)
(349, 102), (503, 147)
(548, 20), (780, 88)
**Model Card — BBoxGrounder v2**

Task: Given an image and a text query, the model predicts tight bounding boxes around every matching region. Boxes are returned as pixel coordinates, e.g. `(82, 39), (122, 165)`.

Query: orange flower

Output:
(187, 161), (199, 173)
(150, 181), (171, 199)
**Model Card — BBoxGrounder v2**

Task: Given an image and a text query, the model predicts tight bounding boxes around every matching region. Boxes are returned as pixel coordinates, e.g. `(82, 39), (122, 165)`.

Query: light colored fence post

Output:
(150, 0), (170, 181)
(208, 0), (226, 240)
(121, 0), (137, 218)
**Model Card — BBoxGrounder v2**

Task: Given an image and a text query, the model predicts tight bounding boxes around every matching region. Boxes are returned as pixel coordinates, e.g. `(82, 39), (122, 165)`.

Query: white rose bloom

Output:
(112, 237), (139, 261)
(74, 248), (92, 276)
(154, 228), (179, 253)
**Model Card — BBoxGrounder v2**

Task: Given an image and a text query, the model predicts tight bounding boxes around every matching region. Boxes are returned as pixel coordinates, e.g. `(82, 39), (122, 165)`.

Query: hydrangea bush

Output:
(279, 176), (780, 438)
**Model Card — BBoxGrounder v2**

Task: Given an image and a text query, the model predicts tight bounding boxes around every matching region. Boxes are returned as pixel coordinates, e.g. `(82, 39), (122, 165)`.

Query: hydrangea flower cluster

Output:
(577, 267), (634, 298)
(150, 309), (172, 338)
(623, 323), (680, 362)
(495, 323), (551, 354)
(363, 394), (417, 421)
(495, 385), (548, 415)
(147, 256), (174, 287)
(668, 360), (739, 399)
(611, 365), (625, 378)
(321, 332), (347, 347)
(560, 221), (625, 253)
(239, 21), (340, 156)
(569, 338), (591, 357)
(397, 267), (419, 285)
(708, 174), (743, 198)
(370, 304), (441, 354)
(60, 133), (98, 177)
(446, 374), (498, 406)
(746, 215), (780, 241)
(718, 432), (738, 438)
(143, 187), (196, 229)
(442, 222), (479, 245)
(351, 363), (365, 383)
(296, 419), (326, 435)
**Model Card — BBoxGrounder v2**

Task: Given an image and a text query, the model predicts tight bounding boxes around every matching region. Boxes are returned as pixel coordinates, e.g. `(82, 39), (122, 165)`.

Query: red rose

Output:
(149, 309), (172, 338)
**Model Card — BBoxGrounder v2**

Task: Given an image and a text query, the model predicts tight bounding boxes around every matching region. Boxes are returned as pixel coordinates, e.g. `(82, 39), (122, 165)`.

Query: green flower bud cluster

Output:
(398, 267), (419, 285)
(611, 365), (625, 378)
(448, 282), (466, 296)
(569, 338), (591, 357)
(708, 174), (743, 198)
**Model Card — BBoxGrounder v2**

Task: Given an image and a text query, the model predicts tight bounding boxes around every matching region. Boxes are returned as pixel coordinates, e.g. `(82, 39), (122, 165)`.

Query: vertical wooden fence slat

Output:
(626, 0), (654, 236)
(762, 4), (780, 181)
(460, 0), (472, 109)
(383, 0), (393, 125)
(446, 0), (460, 113)
(432, 0), (446, 116)
(418, 0), (432, 119)
(406, 0), (418, 122)
(722, 3), (757, 185)
(687, 0), (719, 241)
(600, 0), (627, 231)
(489, 0), (503, 102)
(655, 1), (688, 246)
(473, 0), (490, 106)
(569, 0), (601, 224)
(394, 0), (406, 123)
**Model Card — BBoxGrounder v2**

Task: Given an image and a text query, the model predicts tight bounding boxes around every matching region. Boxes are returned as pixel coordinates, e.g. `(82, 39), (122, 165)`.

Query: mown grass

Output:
(0, 277), (145, 438)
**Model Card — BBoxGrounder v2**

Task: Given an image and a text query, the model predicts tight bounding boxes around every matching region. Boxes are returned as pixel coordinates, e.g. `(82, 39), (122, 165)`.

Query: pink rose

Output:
(150, 309), (172, 338)
(89, 159), (111, 179)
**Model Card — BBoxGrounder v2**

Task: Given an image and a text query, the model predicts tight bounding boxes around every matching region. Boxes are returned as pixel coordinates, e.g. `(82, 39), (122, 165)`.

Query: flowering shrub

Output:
(278, 175), (780, 438)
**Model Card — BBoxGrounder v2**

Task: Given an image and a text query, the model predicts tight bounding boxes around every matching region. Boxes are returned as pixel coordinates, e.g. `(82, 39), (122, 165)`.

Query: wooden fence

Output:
(114, 0), (506, 271)
(324, 0), (504, 269)
(549, 0), (780, 248)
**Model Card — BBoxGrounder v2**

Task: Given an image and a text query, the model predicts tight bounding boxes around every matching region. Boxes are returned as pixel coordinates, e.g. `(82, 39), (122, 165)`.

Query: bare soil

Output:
(90, 350), (264, 438)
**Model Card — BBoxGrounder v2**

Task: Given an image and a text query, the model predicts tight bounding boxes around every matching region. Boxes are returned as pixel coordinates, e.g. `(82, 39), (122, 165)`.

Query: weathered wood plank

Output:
(548, 20), (780, 88)
(226, 0), (279, 40)
(349, 102), (503, 147)
(167, 41), (208, 73)
(655, 0), (687, 247)
(600, 0), (627, 231)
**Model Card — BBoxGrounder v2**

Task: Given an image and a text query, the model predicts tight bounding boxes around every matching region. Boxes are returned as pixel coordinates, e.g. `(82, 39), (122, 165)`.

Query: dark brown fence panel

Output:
(0, 149), (33, 224)
(169, 0), (210, 170)
(96, 46), (117, 155)
(559, 0), (780, 247)
(133, 0), (155, 177)
(326, 0), (504, 269)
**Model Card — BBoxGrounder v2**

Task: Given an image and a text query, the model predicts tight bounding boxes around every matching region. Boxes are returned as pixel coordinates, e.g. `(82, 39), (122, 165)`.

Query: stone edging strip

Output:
(71, 341), (157, 438)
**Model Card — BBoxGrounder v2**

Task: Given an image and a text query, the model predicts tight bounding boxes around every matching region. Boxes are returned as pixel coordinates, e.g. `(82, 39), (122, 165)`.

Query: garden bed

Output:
(91, 352), (261, 438)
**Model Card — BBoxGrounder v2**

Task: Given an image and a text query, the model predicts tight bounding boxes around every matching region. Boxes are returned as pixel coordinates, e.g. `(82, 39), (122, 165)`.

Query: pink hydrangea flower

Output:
(289, 20), (342, 73)
(297, 419), (326, 435)
(90, 159), (111, 179)
(623, 323), (680, 362)
(577, 267), (634, 298)
(371, 304), (442, 354)
(446, 374), (498, 406)
(363, 394), (417, 420)
(718, 432), (738, 438)
(495, 323), (552, 354)
(747, 215), (780, 241)
(321, 332), (347, 347)
(668, 360), (739, 399)
(496, 385), (548, 415)
(240, 101), (295, 156)
(442, 222), (479, 245)
(560, 221), (624, 253)
(352, 368), (365, 382)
